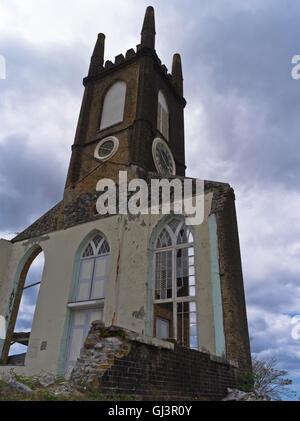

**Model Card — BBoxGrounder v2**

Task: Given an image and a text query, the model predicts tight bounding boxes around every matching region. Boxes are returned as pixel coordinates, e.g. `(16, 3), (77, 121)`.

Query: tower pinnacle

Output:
(141, 6), (156, 49)
(88, 33), (105, 76)
(172, 53), (183, 96)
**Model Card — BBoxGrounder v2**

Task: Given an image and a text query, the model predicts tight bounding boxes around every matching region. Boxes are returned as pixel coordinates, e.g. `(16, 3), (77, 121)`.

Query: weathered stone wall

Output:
(71, 322), (238, 401)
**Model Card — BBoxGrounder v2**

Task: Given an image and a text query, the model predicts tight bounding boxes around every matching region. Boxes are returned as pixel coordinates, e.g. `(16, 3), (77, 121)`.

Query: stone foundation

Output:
(71, 321), (239, 401)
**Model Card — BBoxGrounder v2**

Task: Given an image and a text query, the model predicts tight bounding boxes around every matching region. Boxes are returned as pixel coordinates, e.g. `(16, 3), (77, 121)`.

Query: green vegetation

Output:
(237, 356), (296, 400)
(0, 371), (135, 401)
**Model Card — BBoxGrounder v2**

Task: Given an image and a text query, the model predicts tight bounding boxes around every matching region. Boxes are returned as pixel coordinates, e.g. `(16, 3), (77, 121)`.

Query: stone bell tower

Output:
(64, 6), (186, 203)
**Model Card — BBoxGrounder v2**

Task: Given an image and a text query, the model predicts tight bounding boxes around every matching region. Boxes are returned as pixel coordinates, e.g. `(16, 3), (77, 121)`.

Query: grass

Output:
(0, 371), (135, 401)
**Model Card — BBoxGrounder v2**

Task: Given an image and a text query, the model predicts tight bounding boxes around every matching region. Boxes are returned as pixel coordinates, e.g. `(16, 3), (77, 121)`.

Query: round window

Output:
(94, 136), (119, 161)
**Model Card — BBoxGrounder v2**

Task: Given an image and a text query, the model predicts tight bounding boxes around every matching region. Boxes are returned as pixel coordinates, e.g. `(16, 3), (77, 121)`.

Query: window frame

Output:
(152, 219), (198, 349)
(73, 235), (110, 304)
(99, 81), (127, 131)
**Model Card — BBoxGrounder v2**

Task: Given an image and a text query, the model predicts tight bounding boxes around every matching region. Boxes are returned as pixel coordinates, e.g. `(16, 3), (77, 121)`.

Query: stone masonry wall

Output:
(71, 321), (238, 401)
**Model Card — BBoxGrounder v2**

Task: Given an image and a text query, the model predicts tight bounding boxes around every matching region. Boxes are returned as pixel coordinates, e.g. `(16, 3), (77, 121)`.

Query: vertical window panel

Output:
(157, 91), (169, 141)
(100, 81), (126, 130)
(153, 219), (198, 351)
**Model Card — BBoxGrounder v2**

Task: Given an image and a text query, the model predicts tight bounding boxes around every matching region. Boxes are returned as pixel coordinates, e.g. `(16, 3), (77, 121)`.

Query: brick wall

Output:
(71, 322), (238, 401)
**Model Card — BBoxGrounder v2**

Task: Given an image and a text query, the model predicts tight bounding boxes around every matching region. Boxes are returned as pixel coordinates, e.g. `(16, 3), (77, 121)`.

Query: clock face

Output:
(152, 138), (176, 176)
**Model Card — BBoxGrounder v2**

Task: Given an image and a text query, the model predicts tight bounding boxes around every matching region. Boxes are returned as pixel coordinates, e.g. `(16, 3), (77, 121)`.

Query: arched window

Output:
(100, 81), (126, 130)
(65, 233), (110, 377)
(75, 234), (110, 301)
(153, 218), (197, 350)
(157, 90), (169, 141)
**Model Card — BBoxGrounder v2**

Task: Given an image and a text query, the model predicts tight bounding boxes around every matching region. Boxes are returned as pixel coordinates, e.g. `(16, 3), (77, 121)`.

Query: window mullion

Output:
(89, 258), (96, 300)
(173, 248), (177, 341)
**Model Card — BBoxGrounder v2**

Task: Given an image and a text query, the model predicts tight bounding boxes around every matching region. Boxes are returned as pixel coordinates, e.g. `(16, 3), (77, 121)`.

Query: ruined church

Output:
(0, 7), (251, 397)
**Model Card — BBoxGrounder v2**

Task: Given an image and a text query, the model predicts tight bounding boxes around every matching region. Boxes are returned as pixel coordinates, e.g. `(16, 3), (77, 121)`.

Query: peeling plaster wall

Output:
(0, 239), (13, 354)
(0, 239), (13, 315)
(0, 191), (220, 377)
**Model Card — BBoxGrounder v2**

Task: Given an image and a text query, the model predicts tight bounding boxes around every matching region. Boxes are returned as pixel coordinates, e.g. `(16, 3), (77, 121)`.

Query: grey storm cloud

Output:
(0, 134), (64, 230)
(181, 1), (300, 189)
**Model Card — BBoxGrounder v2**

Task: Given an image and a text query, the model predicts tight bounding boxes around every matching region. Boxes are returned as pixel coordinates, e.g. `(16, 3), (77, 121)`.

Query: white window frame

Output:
(72, 235), (110, 305)
(153, 219), (198, 349)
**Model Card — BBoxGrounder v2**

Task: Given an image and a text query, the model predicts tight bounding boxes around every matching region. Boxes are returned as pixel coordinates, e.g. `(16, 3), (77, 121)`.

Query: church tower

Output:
(65, 6), (186, 203)
(0, 7), (251, 397)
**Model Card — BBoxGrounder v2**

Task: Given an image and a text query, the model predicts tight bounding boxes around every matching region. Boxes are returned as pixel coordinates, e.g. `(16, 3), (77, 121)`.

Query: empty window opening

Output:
(1, 249), (44, 366)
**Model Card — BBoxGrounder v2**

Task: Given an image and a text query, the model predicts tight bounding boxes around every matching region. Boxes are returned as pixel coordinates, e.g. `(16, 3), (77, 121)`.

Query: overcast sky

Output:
(1, 0), (300, 399)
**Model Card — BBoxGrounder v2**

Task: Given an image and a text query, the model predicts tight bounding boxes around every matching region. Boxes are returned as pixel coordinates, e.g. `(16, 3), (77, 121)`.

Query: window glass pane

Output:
(93, 235), (103, 249)
(100, 81), (126, 130)
(188, 231), (194, 243)
(190, 336), (198, 350)
(80, 260), (93, 280)
(189, 276), (195, 286)
(69, 326), (85, 361)
(155, 251), (172, 299)
(168, 218), (180, 233)
(94, 258), (107, 277)
(154, 302), (173, 339)
(156, 228), (172, 248)
(82, 243), (94, 258)
(177, 302), (189, 347)
(189, 301), (196, 312)
(177, 301), (198, 349)
(190, 312), (197, 324)
(176, 248), (189, 297)
(190, 323), (197, 337)
(157, 91), (169, 140)
(73, 311), (86, 326)
(189, 286), (196, 297)
(91, 279), (105, 299)
(177, 227), (188, 244)
(99, 239), (110, 254)
(77, 281), (90, 301)
(156, 317), (170, 340)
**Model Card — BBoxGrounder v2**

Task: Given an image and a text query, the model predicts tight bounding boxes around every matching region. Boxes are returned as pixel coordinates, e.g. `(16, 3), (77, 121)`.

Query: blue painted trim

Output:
(208, 214), (226, 357)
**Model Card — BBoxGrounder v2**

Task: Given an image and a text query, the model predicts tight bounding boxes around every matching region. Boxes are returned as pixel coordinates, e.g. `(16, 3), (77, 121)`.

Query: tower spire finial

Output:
(172, 53), (183, 96)
(88, 33), (105, 76)
(141, 6), (156, 49)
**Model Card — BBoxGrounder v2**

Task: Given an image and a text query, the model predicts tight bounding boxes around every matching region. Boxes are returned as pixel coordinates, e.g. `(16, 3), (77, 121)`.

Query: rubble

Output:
(222, 388), (271, 401)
